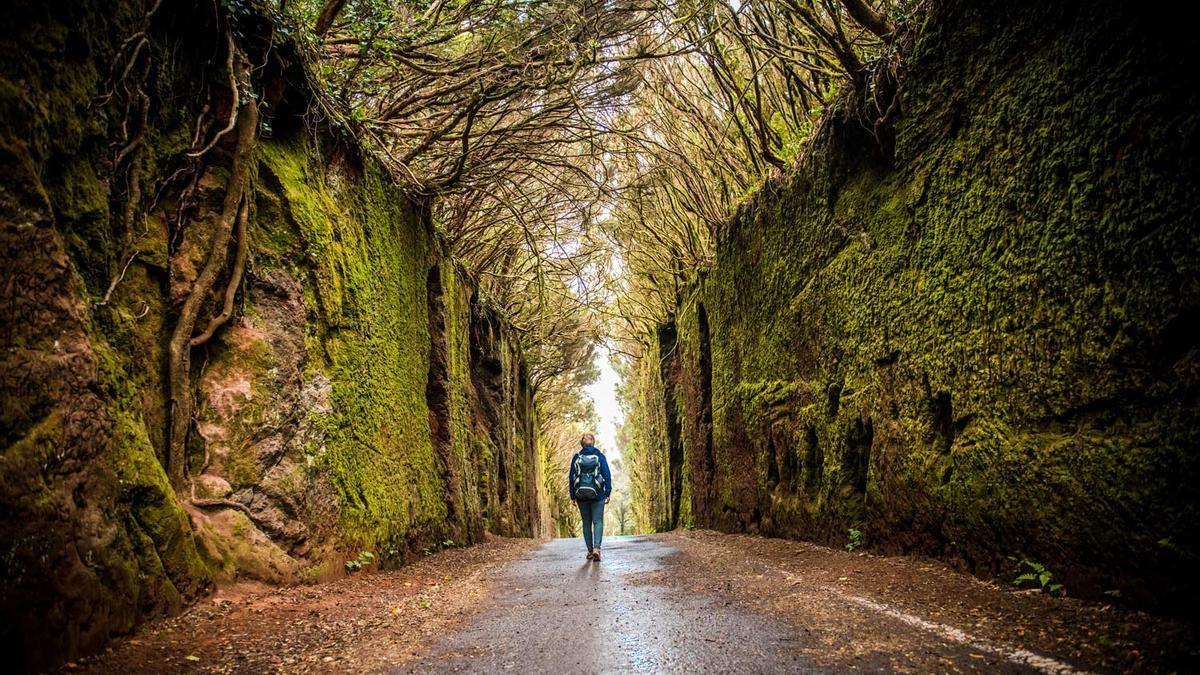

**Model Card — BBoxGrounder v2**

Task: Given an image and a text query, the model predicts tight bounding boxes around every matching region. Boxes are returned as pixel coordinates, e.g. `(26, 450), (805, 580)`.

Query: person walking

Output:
(569, 433), (612, 561)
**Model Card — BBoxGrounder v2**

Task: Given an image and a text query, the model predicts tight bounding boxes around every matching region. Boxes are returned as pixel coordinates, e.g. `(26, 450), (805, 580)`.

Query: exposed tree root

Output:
(190, 195), (249, 346)
(189, 432), (261, 523)
(189, 478), (256, 519)
(98, 90), (149, 308)
(166, 64), (259, 488)
(188, 33), (240, 159)
(97, 248), (140, 307)
(189, 497), (256, 516)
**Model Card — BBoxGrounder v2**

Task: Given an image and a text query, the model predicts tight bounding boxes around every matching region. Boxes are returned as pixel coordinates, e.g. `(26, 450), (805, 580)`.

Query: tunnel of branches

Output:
(1, 0), (1197, 669)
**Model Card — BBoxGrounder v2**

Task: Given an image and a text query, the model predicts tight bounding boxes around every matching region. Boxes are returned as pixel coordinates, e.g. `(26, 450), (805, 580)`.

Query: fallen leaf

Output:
(185, 655), (201, 662)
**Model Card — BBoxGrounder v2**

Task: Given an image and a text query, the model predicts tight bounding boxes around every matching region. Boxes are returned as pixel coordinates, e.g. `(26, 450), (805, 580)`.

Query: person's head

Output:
(580, 433), (595, 448)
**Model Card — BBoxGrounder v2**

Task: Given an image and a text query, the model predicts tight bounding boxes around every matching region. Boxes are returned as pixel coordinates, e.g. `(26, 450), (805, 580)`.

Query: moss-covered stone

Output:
(626, 0), (1199, 614)
(0, 1), (217, 669)
(1, 1), (548, 670)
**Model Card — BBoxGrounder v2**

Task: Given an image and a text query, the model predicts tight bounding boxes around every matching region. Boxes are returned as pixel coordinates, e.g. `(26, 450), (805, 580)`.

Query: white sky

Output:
(583, 343), (623, 462)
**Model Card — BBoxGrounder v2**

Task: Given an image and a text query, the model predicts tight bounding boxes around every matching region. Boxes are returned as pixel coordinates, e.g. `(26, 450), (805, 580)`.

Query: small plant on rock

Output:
(344, 550), (376, 572)
(846, 528), (864, 552)
(1012, 559), (1064, 595)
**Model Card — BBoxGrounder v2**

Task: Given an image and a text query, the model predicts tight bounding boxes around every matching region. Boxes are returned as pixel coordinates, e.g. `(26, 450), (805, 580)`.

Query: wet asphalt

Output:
(396, 535), (814, 674)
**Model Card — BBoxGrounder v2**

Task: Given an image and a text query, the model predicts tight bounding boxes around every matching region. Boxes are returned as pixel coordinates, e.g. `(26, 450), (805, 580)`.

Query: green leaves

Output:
(1012, 559), (1064, 596)
(846, 528), (864, 551)
(344, 550), (376, 572)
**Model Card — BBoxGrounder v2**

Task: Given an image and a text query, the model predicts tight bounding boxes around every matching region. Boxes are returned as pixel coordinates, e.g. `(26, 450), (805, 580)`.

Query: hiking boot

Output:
(593, 548), (601, 561)
(586, 550), (594, 560)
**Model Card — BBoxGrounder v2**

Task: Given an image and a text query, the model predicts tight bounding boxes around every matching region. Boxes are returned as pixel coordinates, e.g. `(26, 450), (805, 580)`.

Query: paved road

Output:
(397, 535), (814, 674)
(82, 531), (1185, 673)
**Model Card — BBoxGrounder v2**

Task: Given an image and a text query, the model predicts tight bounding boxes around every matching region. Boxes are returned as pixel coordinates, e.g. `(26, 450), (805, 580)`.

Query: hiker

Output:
(569, 433), (612, 561)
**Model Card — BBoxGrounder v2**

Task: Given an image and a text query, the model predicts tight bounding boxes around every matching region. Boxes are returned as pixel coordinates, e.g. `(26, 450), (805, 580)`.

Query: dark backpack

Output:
(573, 453), (604, 501)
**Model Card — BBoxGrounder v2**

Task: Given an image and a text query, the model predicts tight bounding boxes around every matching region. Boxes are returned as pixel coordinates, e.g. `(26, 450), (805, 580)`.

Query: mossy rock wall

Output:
(0, 1), (546, 669)
(0, 2), (214, 670)
(629, 0), (1199, 613)
(623, 324), (688, 534)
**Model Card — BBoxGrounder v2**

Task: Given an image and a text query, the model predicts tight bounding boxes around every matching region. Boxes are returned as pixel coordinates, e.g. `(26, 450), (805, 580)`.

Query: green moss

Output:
(101, 346), (213, 596)
(50, 160), (112, 285)
(259, 137), (456, 560)
(2, 1), (549, 665)
(626, 0), (1200, 612)
(444, 262), (486, 542)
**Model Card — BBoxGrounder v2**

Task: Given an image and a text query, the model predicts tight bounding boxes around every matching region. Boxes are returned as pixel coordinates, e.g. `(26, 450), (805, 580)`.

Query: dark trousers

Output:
(578, 499), (605, 551)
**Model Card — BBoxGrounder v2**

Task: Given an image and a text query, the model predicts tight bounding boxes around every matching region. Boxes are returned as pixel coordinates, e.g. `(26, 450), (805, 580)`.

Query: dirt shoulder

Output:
(68, 536), (542, 674)
(666, 530), (1199, 673)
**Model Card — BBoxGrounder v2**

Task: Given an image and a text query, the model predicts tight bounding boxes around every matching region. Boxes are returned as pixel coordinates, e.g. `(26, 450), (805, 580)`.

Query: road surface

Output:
(399, 535), (1099, 674)
(80, 532), (1195, 673)
(400, 536), (809, 673)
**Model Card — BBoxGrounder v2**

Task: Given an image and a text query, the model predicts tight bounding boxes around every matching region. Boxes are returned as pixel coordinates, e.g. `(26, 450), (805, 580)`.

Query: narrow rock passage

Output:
(399, 536), (808, 673)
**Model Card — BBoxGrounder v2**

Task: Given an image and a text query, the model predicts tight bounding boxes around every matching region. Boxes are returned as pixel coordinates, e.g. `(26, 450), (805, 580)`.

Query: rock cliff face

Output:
(0, 1), (548, 669)
(625, 0), (1199, 613)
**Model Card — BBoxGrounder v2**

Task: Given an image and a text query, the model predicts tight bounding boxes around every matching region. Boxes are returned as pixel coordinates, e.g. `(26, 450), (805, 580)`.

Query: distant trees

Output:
(601, 495), (632, 536)
(616, 501), (632, 536)
(538, 356), (599, 535)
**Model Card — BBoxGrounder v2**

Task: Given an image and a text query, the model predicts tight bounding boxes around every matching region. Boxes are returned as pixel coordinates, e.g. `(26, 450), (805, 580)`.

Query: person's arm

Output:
(568, 454), (577, 501)
(600, 453), (613, 500)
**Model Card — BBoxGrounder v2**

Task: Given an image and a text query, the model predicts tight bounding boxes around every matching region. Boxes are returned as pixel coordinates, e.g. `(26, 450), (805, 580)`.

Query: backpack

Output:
(573, 453), (604, 501)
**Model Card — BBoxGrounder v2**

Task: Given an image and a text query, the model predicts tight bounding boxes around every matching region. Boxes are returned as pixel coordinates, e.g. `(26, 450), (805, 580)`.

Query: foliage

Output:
(275, 0), (912, 409)
(280, 0), (661, 391)
(846, 528), (864, 552)
(344, 550), (376, 572)
(603, 0), (907, 349)
(1013, 560), (1064, 596)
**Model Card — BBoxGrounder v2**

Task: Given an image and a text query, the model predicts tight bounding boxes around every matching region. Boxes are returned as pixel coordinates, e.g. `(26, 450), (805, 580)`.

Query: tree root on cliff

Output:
(188, 445), (266, 528)
(98, 52), (151, 307)
(96, 248), (140, 308)
(189, 497), (256, 516)
(166, 53), (259, 488)
(189, 478), (256, 520)
(190, 195), (249, 346)
(99, 0), (163, 105)
(188, 32), (240, 160)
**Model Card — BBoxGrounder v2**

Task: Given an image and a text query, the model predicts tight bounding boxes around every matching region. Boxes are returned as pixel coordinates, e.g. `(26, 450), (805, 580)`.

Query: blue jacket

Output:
(569, 445), (612, 500)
